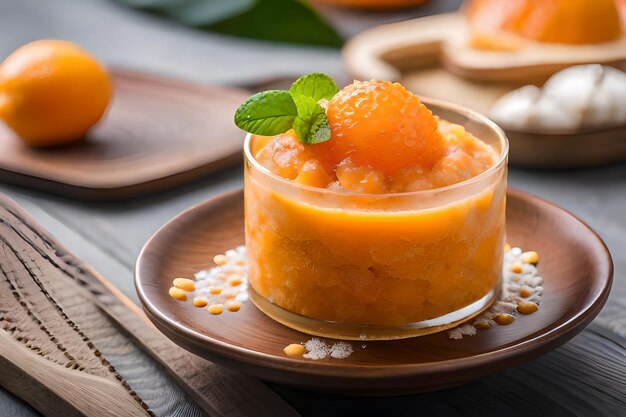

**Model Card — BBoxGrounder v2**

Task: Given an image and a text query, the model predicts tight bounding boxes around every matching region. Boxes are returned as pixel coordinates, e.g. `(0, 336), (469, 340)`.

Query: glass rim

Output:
(243, 96), (509, 198)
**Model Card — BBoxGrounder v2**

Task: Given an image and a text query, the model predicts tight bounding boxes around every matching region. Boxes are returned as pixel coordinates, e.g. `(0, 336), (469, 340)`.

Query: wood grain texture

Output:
(0, 200), (210, 417)
(0, 69), (250, 200)
(343, 12), (626, 168)
(272, 325), (626, 417)
(136, 188), (613, 395)
(343, 12), (626, 83)
(0, 204), (151, 416)
(0, 193), (299, 417)
(0, 388), (40, 417)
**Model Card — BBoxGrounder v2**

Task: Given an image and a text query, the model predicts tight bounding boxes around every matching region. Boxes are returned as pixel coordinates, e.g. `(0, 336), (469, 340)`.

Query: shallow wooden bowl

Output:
(343, 13), (626, 168)
(135, 188), (612, 395)
(0, 69), (250, 200)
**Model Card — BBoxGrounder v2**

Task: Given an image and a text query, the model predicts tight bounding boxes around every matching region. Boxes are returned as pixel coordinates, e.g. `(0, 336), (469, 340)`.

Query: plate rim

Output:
(135, 187), (613, 380)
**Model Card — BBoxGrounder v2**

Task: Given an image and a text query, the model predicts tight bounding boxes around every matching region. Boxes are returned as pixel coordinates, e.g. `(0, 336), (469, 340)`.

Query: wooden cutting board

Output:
(0, 193), (299, 417)
(0, 69), (250, 200)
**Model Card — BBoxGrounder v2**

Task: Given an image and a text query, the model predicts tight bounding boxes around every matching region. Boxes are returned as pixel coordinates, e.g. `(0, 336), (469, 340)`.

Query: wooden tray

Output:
(343, 13), (626, 168)
(0, 69), (251, 200)
(135, 188), (613, 396)
(0, 192), (298, 416)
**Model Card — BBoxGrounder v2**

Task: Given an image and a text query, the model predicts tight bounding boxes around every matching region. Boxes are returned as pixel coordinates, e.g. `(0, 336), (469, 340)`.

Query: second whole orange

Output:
(465, 0), (623, 45)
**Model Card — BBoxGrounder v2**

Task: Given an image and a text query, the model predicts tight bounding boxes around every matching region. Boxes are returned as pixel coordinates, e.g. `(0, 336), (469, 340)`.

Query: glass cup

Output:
(243, 98), (509, 340)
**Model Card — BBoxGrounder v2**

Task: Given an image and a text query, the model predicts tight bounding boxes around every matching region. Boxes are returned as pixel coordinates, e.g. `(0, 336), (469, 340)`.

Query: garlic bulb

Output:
(490, 65), (626, 132)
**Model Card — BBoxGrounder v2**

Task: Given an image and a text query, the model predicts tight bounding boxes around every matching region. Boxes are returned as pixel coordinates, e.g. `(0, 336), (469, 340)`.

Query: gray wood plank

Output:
(0, 389), (41, 417)
(273, 325), (626, 417)
(508, 164), (626, 337)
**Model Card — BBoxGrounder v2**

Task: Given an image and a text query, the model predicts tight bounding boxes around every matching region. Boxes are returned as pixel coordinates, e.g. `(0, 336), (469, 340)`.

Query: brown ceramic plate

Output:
(135, 188), (612, 395)
(343, 13), (626, 168)
(0, 69), (250, 200)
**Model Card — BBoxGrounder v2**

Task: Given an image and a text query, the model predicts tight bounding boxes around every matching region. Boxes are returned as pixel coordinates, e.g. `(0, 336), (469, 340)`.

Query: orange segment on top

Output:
(466, 0), (624, 45)
(318, 80), (443, 175)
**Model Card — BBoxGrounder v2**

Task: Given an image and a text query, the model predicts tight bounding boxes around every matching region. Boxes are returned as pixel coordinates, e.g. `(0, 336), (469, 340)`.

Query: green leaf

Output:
(117, 0), (343, 47)
(292, 96), (331, 144)
(163, 0), (255, 26)
(289, 73), (339, 101)
(203, 0), (343, 47)
(234, 90), (297, 135)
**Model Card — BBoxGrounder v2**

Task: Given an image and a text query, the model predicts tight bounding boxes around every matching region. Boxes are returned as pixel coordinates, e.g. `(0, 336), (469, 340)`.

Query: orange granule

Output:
(335, 159), (387, 194)
(294, 159), (333, 188)
(254, 130), (315, 180)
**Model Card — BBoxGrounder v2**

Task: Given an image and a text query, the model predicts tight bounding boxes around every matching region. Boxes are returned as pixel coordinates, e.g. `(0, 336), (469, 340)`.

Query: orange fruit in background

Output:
(0, 40), (112, 147)
(312, 0), (428, 9)
(618, 0), (626, 26)
(465, 0), (623, 44)
(317, 80), (442, 175)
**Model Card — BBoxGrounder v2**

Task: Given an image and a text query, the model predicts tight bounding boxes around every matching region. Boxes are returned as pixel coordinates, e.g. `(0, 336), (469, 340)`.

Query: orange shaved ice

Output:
(335, 159), (387, 194)
(294, 159), (333, 188)
(243, 79), (507, 330)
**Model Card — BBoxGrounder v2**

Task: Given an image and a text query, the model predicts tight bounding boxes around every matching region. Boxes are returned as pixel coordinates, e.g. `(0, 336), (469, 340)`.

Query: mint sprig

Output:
(234, 73), (338, 144)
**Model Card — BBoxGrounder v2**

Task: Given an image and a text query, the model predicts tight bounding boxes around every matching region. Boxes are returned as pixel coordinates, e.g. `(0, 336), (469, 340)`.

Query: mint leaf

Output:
(289, 73), (339, 101)
(234, 90), (297, 135)
(292, 96), (331, 144)
(233, 73), (338, 142)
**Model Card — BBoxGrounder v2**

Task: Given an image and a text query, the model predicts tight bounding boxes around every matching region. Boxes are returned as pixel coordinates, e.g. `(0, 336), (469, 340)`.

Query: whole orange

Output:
(0, 40), (112, 146)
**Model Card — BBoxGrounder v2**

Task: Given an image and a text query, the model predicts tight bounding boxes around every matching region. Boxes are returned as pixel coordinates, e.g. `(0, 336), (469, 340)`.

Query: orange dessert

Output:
(236, 75), (508, 338)
(466, 0), (624, 49)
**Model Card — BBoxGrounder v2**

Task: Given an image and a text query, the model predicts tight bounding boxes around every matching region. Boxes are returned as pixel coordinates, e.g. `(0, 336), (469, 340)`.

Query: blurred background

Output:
(0, 0), (461, 87)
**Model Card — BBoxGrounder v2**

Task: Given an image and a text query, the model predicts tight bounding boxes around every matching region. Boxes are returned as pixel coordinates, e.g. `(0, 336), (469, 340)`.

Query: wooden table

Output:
(1, 0), (625, 416)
